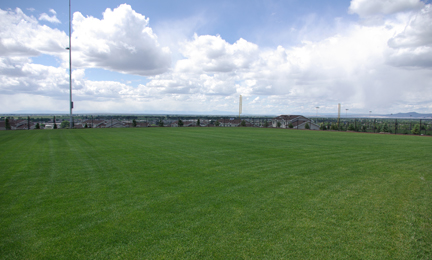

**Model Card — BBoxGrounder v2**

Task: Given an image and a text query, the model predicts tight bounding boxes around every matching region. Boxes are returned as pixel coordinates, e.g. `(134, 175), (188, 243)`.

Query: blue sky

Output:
(0, 0), (431, 114)
(1, 0), (355, 47)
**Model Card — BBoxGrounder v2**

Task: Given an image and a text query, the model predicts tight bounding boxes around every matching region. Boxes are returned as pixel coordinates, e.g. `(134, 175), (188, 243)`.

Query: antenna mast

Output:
(69, 0), (73, 127)
(239, 95), (242, 119)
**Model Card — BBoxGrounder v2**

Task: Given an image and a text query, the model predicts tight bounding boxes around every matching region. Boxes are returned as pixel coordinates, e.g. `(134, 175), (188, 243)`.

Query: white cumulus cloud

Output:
(386, 4), (432, 67)
(177, 34), (259, 73)
(349, 0), (424, 17)
(0, 56), (69, 97)
(70, 4), (171, 76)
(0, 8), (68, 57)
(39, 9), (61, 23)
(1, 4), (432, 114)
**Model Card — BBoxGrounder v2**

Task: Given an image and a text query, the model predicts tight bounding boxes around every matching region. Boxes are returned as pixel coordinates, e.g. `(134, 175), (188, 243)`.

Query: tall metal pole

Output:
(69, 0), (73, 128)
(395, 119), (397, 134)
(239, 95), (242, 119)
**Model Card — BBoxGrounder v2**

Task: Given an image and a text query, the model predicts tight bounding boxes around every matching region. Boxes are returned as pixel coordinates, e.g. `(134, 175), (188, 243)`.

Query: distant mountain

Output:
(385, 112), (432, 118)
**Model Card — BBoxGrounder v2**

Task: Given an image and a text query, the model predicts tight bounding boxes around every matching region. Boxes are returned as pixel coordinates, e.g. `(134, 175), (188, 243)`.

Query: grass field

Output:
(0, 128), (431, 259)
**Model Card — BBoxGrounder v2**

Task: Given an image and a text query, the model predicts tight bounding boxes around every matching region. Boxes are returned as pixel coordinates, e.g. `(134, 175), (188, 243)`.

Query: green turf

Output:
(0, 128), (431, 259)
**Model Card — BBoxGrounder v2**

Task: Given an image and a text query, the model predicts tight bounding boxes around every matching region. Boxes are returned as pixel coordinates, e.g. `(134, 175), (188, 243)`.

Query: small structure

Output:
(105, 119), (124, 128)
(136, 122), (150, 127)
(82, 119), (105, 128)
(217, 118), (241, 127)
(272, 115), (320, 130)
(171, 120), (196, 127)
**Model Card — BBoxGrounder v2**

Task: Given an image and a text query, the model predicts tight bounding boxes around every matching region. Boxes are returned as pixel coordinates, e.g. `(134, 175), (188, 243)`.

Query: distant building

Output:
(217, 118), (241, 127)
(272, 115), (320, 130)
(0, 119), (34, 130)
(171, 120), (196, 127)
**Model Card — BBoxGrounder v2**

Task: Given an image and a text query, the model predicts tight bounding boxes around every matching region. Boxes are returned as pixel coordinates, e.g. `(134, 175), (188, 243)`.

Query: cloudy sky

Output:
(0, 0), (431, 115)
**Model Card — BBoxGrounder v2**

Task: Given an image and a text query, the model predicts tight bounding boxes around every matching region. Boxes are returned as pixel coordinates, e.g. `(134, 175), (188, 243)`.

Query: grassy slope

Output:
(0, 128), (431, 259)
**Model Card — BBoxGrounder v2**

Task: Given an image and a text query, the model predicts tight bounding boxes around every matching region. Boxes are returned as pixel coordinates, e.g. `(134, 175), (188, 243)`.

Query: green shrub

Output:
(5, 118), (11, 130)
(319, 123), (326, 130)
(305, 123), (310, 129)
(288, 122), (293, 128)
(61, 121), (70, 129)
(411, 124), (420, 135)
(381, 123), (389, 132)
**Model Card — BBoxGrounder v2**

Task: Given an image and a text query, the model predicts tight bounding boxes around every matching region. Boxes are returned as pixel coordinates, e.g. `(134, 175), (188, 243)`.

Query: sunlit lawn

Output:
(0, 127), (431, 259)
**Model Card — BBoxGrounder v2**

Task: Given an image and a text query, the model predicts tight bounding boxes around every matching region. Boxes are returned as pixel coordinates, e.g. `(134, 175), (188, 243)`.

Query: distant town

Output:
(1, 114), (431, 136)
(0, 115), (318, 130)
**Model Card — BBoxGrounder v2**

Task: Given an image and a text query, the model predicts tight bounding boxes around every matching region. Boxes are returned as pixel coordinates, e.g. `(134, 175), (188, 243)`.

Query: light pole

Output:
(68, 0), (73, 128)
(410, 115), (412, 130)
(316, 107), (319, 123)
(346, 109), (349, 118)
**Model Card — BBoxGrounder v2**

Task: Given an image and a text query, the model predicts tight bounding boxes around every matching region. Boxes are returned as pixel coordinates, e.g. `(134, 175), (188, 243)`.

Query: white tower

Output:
(239, 95), (242, 118)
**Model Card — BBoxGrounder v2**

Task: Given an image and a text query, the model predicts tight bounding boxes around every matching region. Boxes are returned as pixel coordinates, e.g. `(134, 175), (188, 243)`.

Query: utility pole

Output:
(410, 115), (412, 130)
(68, 0), (73, 128)
(239, 95), (242, 119)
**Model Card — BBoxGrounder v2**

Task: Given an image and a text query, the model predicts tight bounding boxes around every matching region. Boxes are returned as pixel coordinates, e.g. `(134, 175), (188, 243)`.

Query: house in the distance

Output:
(1, 119), (35, 130)
(272, 115), (320, 130)
(217, 118), (241, 127)
(171, 120), (197, 127)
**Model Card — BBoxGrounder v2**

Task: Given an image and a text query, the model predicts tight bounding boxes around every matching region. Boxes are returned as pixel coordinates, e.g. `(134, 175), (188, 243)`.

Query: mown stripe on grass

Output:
(0, 128), (431, 259)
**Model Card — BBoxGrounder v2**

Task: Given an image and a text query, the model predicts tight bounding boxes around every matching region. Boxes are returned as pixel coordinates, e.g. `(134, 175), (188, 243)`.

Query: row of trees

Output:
(6, 115), (426, 135)
(276, 121), (307, 129)
(151, 119), (270, 127)
(317, 122), (424, 135)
